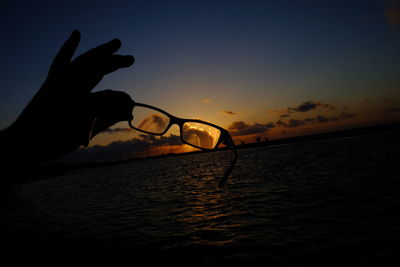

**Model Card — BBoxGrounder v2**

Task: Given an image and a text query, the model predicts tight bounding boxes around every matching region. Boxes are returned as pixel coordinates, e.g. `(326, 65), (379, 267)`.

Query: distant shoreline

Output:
(236, 121), (400, 150)
(58, 121), (400, 164)
(26, 121), (400, 181)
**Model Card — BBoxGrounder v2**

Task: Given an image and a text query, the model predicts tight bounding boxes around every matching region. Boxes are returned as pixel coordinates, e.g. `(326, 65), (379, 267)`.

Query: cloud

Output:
(288, 100), (336, 113)
(275, 100), (336, 118)
(228, 121), (275, 136)
(61, 133), (185, 163)
(276, 112), (355, 128)
(337, 112), (356, 120)
(288, 101), (320, 112)
(101, 127), (132, 134)
(279, 114), (290, 118)
(223, 110), (237, 115)
(201, 98), (213, 104)
(276, 119), (305, 128)
(139, 133), (182, 146)
(98, 134), (182, 154)
(385, 0), (400, 26)
(341, 106), (350, 112)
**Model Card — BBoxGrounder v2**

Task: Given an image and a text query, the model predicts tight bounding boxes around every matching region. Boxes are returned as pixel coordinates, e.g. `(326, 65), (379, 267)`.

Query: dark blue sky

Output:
(1, 0), (399, 142)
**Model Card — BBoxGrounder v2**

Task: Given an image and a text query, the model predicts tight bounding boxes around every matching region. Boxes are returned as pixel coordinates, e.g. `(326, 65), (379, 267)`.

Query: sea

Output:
(2, 129), (400, 267)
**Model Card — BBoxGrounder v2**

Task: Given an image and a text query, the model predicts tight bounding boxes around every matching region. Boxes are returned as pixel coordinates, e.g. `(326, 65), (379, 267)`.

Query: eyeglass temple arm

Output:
(218, 132), (238, 188)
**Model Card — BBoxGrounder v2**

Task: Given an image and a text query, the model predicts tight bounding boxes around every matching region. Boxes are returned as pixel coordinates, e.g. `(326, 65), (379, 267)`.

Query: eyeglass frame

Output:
(128, 102), (238, 187)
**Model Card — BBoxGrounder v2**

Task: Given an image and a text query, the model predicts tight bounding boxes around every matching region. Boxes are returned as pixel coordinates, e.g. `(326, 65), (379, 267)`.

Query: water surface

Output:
(2, 130), (400, 266)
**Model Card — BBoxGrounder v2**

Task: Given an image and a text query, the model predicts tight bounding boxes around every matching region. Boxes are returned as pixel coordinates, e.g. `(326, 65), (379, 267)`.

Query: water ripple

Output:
(2, 130), (400, 266)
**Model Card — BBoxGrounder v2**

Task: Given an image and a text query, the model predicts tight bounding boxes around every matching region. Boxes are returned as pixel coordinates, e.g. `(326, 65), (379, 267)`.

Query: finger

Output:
(49, 30), (81, 74)
(100, 55), (135, 75)
(84, 38), (122, 58)
(89, 90), (135, 137)
(69, 39), (124, 78)
(68, 55), (134, 93)
(90, 90), (134, 117)
(73, 54), (134, 76)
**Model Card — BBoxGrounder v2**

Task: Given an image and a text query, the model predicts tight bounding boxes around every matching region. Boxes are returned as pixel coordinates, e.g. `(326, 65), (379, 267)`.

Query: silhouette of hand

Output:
(6, 30), (135, 166)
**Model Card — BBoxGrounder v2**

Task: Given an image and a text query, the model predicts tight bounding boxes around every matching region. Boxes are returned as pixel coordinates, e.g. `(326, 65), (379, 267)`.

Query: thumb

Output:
(88, 90), (135, 138)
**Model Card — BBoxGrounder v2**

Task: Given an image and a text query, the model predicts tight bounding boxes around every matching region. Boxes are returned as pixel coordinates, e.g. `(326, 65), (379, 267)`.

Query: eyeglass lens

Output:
(131, 106), (170, 134)
(182, 122), (221, 149)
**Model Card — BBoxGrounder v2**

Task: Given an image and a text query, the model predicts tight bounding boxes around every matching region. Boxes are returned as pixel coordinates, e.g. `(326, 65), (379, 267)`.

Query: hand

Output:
(6, 30), (135, 166)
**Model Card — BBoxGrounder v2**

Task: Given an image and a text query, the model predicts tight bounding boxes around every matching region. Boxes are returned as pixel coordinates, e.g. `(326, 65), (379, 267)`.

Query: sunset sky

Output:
(1, 0), (399, 160)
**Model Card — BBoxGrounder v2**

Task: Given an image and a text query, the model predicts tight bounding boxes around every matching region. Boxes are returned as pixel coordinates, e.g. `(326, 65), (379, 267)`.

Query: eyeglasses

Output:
(128, 102), (237, 187)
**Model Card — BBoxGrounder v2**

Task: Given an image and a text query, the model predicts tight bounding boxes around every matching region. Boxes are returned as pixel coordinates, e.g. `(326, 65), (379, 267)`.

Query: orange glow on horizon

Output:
(141, 144), (199, 158)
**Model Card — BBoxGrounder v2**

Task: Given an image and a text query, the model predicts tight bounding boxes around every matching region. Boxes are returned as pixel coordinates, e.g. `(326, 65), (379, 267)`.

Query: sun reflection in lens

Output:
(182, 122), (221, 149)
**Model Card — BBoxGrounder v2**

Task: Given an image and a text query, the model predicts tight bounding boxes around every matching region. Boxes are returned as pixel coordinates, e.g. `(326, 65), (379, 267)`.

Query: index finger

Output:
(49, 30), (81, 74)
